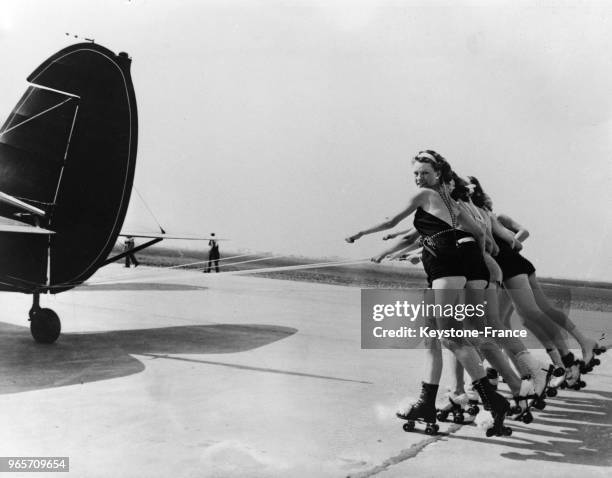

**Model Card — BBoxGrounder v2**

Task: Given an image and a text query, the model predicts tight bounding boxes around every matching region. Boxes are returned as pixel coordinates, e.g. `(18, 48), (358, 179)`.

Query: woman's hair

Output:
(450, 172), (471, 202)
(467, 175), (489, 209)
(412, 150), (453, 183)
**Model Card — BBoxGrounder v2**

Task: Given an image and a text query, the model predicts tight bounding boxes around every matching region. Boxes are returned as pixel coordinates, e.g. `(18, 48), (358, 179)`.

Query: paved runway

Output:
(0, 265), (610, 477)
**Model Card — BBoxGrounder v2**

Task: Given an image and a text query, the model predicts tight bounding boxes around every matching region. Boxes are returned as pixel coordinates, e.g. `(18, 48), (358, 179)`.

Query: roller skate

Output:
(437, 392), (469, 424)
(542, 365), (566, 403)
(522, 364), (556, 411)
(580, 339), (607, 374)
(529, 363), (554, 405)
(562, 353), (586, 390)
(512, 378), (536, 424)
(397, 382), (440, 435)
(464, 383), (481, 416)
(471, 377), (512, 437)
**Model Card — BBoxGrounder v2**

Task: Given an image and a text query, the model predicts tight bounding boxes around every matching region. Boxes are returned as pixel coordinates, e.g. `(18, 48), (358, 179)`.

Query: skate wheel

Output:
(425, 426), (436, 435)
(593, 358), (600, 366)
(510, 405), (521, 415)
(546, 388), (557, 398)
(453, 414), (465, 424)
(579, 380), (586, 388)
(503, 427), (513, 436)
(486, 428), (494, 437)
(522, 412), (533, 424)
(468, 406), (480, 416)
(559, 382), (566, 389)
(402, 421), (416, 432)
(436, 411), (448, 422)
(533, 400), (546, 410)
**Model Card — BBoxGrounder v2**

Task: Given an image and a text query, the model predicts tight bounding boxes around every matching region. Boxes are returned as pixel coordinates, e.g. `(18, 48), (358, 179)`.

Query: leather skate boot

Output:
(472, 377), (512, 437)
(397, 382), (440, 434)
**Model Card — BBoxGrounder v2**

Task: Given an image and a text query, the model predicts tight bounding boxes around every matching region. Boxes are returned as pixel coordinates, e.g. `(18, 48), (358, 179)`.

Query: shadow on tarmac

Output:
(0, 321), (297, 395)
(450, 390), (612, 467)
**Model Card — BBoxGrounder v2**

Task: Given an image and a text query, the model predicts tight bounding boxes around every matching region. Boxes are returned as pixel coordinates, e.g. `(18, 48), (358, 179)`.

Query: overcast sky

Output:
(1, 0), (611, 281)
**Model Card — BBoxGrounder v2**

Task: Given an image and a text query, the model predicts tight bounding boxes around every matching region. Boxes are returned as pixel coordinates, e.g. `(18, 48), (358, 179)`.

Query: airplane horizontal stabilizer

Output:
(0, 191), (46, 217)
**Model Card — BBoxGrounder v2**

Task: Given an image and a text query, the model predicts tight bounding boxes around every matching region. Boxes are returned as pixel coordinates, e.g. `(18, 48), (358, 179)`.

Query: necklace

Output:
(436, 185), (457, 228)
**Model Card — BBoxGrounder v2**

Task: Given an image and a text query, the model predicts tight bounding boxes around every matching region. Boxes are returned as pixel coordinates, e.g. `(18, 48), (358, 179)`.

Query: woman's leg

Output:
(423, 334), (443, 385)
(499, 284), (563, 368)
(498, 289), (515, 328)
(449, 353), (465, 394)
(486, 283), (548, 401)
(528, 274), (599, 360)
(504, 274), (570, 363)
(465, 280), (522, 395)
(485, 283), (526, 357)
(431, 278), (486, 380)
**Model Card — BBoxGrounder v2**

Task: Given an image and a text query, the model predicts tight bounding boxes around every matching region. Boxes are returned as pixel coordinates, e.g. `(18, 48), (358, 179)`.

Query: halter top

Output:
(414, 208), (471, 255)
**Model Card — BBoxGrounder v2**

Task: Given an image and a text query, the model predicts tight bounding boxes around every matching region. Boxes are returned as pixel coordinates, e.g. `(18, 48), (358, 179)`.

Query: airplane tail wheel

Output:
(30, 308), (61, 344)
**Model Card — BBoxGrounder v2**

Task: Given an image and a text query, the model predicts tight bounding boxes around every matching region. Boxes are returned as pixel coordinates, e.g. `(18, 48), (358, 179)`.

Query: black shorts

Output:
(493, 239), (536, 281)
(459, 241), (490, 284)
(421, 241), (489, 285)
(421, 248), (464, 285)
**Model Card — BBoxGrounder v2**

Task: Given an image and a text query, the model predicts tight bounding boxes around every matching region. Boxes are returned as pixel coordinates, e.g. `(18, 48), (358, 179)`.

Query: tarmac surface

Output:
(0, 264), (610, 477)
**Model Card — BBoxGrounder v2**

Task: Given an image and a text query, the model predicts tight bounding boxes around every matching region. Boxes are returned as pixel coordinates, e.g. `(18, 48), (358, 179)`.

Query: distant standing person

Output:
(206, 233), (220, 273)
(124, 236), (139, 268)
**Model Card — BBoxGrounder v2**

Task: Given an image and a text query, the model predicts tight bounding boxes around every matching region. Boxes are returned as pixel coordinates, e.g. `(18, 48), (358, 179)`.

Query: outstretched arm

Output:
(382, 228), (413, 241)
(391, 240), (423, 263)
(371, 229), (420, 263)
(497, 213), (530, 243)
(346, 190), (427, 243)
